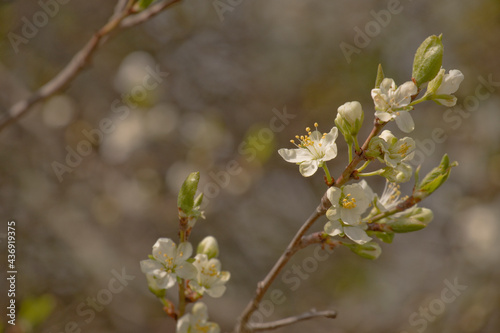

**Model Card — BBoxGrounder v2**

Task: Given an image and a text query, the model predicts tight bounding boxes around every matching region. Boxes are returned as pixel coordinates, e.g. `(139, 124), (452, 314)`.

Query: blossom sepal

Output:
(367, 230), (394, 244)
(343, 241), (382, 260)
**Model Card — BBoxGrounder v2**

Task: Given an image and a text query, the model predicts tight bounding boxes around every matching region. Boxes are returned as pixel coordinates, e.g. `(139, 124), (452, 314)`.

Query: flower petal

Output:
(436, 69), (464, 95)
(176, 261), (198, 280)
(344, 226), (372, 244)
(394, 81), (417, 106)
(326, 187), (341, 206)
(278, 148), (313, 163)
(324, 220), (343, 236)
(176, 242), (193, 262)
(299, 160), (319, 177)
(153, 238), (176, 260)
(395, 111), (415, 133)
(156, 273), (177, 289)
(375, 110), (393, 122)
(140, 259), (164, 275)
(326, 207), (341, 221)
(206, 285), (227, 298)
(341, 208), (361, 225)
(321, 127), (339, 145)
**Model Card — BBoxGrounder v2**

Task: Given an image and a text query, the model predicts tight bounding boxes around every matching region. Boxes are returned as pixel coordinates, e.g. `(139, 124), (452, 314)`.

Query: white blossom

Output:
(189, 254), (230, 298)
(433, 69), (464, 106)
(278, 124), (338, 177)
(371, 78), (418, 133)
(140, 238), (197, 290)
(176, 302), (220, 333)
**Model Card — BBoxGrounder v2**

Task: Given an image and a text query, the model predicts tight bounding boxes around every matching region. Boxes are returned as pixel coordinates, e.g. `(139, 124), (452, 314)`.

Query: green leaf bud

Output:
(177, 172), (200, 215)
(412, 35), (444, 87)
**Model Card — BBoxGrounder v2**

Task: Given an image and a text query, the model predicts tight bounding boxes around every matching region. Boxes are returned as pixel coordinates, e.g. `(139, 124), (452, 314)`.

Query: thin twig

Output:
(235, 208), (323, 332)
(235, 120), (388, 333)
(0, 0), (182, 133)
(120, 0), (183, 28)
(249, 309), (337, 331)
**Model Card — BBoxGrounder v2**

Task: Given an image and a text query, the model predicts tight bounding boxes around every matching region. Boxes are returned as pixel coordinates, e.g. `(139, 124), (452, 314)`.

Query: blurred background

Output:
(0, 0), (499, 332)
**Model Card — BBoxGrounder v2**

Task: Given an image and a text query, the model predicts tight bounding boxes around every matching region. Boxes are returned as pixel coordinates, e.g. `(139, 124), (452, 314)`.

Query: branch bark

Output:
(0, 0), (182, 133)
(249, 309), (337, 331)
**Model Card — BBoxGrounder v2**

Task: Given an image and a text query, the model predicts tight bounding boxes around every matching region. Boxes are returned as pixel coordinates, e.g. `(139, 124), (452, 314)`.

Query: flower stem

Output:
(353, 136), (360, 153)
(348, 142), (353, 163)
(357, 169), (384, 177)
(356, 160), (371, 172)
(322, 163), (333, 184)
(178, 279), (186, 317)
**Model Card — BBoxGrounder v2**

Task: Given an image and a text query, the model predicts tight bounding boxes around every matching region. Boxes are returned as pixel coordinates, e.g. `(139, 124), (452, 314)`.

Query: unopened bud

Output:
(412, 34), (444, 87)
(197, 236), (219, 259)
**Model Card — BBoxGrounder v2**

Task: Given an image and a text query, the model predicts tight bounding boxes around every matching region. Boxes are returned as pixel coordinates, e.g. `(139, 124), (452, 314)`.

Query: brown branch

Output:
(249, 309), (337, 332)
(235, 208), (323, 333)
(0, 0), (182, 133)
(120, 0), (183, 28)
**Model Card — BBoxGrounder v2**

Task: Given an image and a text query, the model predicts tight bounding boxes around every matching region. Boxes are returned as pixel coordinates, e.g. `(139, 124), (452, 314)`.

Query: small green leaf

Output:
(194, 192), (204, 208)
(375, 63), (385, 89)
(344, 242), (382, 260)
(18, 294), (56, 329)
(177, 172), (200, 214)
(137, 0), (154, 10)
(412, 34), (444, 87)
(413, 154), (458, 200)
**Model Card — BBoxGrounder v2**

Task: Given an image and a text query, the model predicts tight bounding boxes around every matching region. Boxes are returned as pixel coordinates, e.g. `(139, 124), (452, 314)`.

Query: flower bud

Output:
(412, 35), (444, 87)
(197, 236), (219, 259)
(335, 101), (364, 143)
(344, 241), (382, 260)
(146, 274), (166, 297)
(178, 172), (200, 215)
(413, 154), (458, 200)
(387, 207), (433, 233)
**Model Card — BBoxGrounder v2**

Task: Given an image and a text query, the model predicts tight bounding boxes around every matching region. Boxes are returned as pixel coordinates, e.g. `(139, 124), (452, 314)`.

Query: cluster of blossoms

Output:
(141, 34), (463, 332)
(140, 172), (229, 332)
(278, 35), (462, 249)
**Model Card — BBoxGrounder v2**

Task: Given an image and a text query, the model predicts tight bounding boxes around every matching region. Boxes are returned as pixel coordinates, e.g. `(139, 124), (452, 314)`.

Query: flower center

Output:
(201, 264), (218, 277)
(195, 322), (211, 333)
(342, 194), (357, 209)
(398, 143), (410, 156)
(162, 253), (174, 267)
(289, 123), (327, 152)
